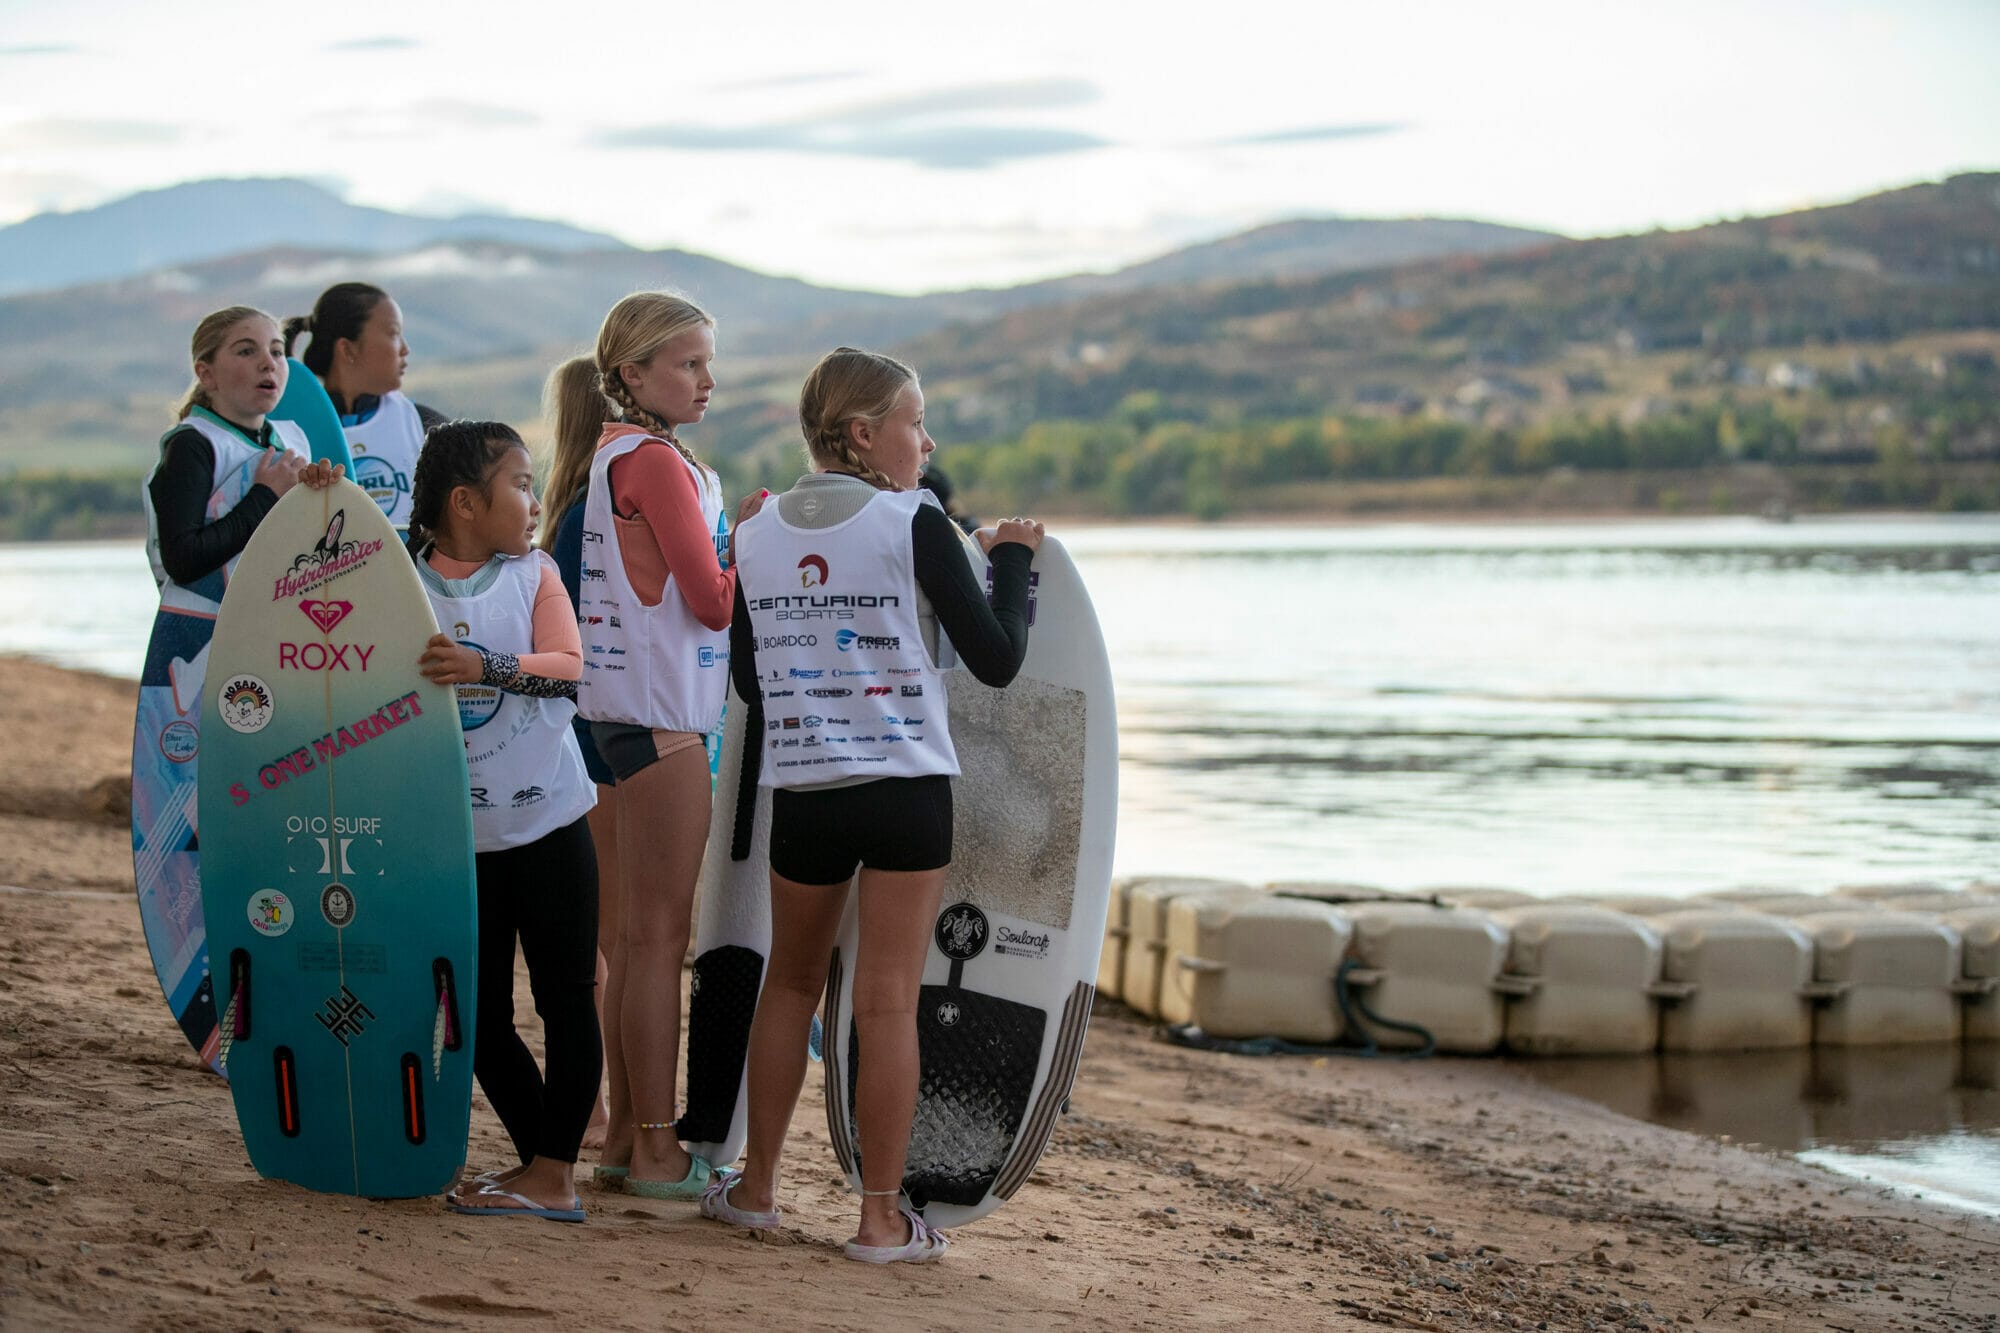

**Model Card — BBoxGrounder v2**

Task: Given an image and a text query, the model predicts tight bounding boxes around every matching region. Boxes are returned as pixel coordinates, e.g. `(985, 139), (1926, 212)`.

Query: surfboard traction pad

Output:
(678, 942), (763, 1144)
(945, 674), (1087, 931)
(824, 948), (1096, 1209)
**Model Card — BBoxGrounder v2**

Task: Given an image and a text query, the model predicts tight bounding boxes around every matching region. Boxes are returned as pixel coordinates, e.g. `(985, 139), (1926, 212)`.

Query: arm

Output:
(418, 562), (582, 698)
(911, 503), (1032, 687)
(727, 579), (759, 705)
(148, 428), (278, 586)
(610, 444), (736, 630)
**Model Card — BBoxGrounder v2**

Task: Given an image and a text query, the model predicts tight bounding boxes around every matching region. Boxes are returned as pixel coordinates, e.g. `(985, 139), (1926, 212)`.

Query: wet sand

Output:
(3, 656), (1997, 1330)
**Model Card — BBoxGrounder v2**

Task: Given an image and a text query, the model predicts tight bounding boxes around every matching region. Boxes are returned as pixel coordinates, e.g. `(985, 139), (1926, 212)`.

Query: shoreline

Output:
(3, 658), (1999, 1329)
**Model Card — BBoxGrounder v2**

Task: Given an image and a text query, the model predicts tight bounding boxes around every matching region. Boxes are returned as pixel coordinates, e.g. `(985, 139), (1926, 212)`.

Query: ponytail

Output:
(284, 282), (387, 377)
(537, 356), (613, 551)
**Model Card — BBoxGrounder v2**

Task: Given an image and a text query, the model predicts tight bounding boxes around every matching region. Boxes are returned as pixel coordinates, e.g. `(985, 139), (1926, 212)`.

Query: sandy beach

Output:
(2, 655), (1996, 1331)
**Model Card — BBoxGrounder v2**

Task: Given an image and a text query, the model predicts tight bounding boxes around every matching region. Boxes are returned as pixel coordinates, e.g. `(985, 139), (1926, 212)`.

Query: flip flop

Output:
(625, 1155), (714, 1201)
(446, 1184), (585, 1223)
(843, 1206), (948, 1264)
(699, 1169), (781, 1230)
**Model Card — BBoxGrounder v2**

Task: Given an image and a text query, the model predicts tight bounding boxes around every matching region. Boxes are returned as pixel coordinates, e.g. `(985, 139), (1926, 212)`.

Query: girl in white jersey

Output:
(409, 420), (601, 1223)
(562, 293), (765, 1199)
(701, 347), (1043, 1263)
(282, 282), (445, 531)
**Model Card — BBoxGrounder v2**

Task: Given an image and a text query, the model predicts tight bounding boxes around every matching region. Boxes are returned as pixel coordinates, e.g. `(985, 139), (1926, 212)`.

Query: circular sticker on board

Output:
(159, 720), (199, 764)
(217, 674), (274, 734)
(247, 888), (292, 937)
(934, 902), (989, 961)
(934, 1000), (962, 1028)
(320, 882), (357, 928)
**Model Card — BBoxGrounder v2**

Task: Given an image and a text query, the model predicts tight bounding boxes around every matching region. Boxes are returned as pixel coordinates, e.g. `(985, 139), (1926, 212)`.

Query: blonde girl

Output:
(560, 293), (765, 1198)
(701, 347), (1042, 1262)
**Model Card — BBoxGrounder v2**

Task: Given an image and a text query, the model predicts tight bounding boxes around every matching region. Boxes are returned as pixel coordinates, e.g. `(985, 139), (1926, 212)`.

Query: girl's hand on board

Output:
(253, 448), (306, 498)
(418, 633), (485, 686)
(977, 517), (1045, 555)
(299, 461), (344, 490)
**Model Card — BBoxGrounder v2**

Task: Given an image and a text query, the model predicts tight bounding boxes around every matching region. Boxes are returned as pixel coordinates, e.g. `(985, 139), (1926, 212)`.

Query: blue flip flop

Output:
(446, 1184), (586, 1223)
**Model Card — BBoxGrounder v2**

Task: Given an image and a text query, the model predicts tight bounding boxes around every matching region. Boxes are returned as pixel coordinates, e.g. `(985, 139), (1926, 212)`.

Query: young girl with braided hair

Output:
(702, 347), (1044, 1262)
(559, 293), (766, 1199)
(408, 420), (601, 1223)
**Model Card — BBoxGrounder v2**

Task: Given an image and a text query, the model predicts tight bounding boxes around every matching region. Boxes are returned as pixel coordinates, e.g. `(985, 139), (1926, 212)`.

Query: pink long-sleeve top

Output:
(425, 549), (582, 681)
(600, 424), (735, 631)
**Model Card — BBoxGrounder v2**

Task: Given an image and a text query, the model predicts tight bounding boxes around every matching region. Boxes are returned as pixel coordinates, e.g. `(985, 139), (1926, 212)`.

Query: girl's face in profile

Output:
(623, 325), (715, 429)
(196, 315), (287, 424)
(859, 385), (934, 491)
(341, 298), (409, 396)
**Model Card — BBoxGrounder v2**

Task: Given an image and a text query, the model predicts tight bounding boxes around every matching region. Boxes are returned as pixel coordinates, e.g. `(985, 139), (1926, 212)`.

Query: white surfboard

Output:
(821, 534), (1116, 1229)
(678, 677), (771, 1167)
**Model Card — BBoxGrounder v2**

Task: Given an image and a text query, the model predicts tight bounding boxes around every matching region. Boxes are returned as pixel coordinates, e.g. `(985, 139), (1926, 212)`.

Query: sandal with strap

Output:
(446, 1184), (586, 1224)
(843, 1206), (948, 1264)
(624, 1154), (714, 1201)
(700, 1168), (781, 1230)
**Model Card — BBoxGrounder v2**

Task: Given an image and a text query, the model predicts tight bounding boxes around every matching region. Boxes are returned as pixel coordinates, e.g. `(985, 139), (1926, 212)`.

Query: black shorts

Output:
(589, 721), (706, 781)
(769, 775), (954, 886)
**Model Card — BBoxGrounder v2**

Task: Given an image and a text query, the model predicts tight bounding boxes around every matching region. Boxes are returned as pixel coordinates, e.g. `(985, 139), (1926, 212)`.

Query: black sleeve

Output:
(912, 503), (1031, 688)
(147, 426), (279, 587)
(414, 402), (449, 433)
(728, 579), (759, 706)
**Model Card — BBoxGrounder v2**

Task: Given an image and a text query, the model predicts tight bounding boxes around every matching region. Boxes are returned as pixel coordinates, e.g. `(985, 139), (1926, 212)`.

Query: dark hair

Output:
(283, 282), (389, 376)
(408, 420), (527, 548)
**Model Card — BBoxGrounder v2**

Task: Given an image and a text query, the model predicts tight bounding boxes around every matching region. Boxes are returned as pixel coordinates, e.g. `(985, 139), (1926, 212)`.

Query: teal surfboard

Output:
(198, 477), (477, 1197)
(272, 357), (354, 476)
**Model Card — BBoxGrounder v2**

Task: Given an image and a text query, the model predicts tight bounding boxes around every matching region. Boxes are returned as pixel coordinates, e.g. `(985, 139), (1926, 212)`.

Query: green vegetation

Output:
(0, 471), (148, 541)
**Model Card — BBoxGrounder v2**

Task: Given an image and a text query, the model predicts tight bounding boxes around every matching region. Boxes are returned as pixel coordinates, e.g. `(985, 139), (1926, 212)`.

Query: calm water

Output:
(6, 516), (1999, 1213)
(4, 516), (1998, 892)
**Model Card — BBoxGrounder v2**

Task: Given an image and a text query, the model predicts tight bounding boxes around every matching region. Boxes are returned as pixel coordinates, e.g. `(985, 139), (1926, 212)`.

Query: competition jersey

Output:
(735, 487), (958, 788)
(143, 410), (310, 613)
(422, 549), (594, 852)
(576, 432), (730, 732)
(342, 389), (424, 529)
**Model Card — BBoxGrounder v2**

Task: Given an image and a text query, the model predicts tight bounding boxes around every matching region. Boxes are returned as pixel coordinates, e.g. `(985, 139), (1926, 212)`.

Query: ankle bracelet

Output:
(861, 1187), (902, 1196)
(637, 1121), (674, 1131)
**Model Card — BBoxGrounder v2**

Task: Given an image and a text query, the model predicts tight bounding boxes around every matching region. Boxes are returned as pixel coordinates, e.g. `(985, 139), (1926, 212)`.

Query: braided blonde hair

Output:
(798, 347), (918, 493)
(595, 292), (712, 472)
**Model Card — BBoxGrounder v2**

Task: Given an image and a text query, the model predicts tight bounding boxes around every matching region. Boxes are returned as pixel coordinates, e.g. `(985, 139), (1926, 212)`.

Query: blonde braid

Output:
(600, 370), (702, 472)
(821, 425), (902, 493)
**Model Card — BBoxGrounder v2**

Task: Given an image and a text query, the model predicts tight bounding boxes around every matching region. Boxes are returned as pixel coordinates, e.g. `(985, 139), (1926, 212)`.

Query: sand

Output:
(2, 655), (1996, 1331)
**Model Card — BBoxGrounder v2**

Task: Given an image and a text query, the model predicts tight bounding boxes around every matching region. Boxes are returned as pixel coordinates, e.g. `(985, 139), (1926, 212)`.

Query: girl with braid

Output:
(409, 420), (601, 1223)
(701, 347), (1043, 1263)
(562, 293), (766, 1199)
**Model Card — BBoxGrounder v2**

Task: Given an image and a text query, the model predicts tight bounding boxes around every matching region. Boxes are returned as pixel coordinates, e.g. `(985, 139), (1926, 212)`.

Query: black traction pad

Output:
(677, 944), (765, 1144)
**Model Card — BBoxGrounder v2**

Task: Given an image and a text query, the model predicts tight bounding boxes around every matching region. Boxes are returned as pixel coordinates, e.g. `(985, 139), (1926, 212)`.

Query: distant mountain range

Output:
(0, 178), (628, 297)
(2, 173), (1995, 487)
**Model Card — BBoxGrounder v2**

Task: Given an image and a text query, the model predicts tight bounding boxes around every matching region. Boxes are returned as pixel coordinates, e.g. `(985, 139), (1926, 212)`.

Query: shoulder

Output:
(156, 422), (216, 470)
(410, 399), (448, 432)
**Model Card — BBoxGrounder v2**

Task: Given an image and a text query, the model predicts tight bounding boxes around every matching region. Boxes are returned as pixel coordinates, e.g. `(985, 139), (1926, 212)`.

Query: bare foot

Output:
(581, 1094), (609, 1152)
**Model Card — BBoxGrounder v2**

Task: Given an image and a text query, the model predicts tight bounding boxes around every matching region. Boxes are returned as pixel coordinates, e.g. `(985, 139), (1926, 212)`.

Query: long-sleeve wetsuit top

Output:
(604, 431), (735, 630)
(421, 547), (583, 699)
(727, 474), (1034, 709)
(147, 414), (285, 587)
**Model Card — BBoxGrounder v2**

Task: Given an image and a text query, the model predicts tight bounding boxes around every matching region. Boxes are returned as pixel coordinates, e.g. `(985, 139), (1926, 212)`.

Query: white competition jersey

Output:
(144, 411), (310, 613)
(735, 487), (958, 787)
(343, 390), (425, 529)
(424, 549), (594, 852)
(576, 431), (731, 732)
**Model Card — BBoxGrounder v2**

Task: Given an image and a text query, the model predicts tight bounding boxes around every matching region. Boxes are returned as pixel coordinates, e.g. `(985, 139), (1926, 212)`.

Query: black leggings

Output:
(472, 815), (602, 1166)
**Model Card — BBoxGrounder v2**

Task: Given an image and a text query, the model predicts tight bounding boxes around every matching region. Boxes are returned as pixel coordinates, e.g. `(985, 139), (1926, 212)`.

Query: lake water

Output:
(5, 515), (1999, 1213)
(4, 516), (1998, 891)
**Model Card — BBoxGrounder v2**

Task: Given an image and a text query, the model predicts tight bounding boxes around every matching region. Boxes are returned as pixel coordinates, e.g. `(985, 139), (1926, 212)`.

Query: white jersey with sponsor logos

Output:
(343, 390), (425, 529)
(144, 411), (311, 614)
(735, 487), (958, 787)
(576, 432), (731, 732)
(423, 549), (594, 852)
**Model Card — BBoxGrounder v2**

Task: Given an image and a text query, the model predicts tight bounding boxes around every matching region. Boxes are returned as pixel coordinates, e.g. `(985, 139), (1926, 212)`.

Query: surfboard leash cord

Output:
(1157, 959), (1438, 1060)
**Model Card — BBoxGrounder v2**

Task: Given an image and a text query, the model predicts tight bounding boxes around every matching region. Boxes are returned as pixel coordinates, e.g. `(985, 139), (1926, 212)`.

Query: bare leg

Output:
(615, 743), (710, 1185)
(848, 866), (947, 1249)
(730, 872), (850, 1212)
(582, 789), (618, 1154)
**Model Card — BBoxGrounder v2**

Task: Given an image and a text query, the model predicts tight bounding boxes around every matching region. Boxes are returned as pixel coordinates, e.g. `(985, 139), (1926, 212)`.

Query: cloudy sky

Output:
(2, 0), (1996, 293)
